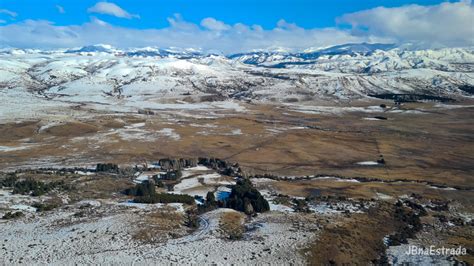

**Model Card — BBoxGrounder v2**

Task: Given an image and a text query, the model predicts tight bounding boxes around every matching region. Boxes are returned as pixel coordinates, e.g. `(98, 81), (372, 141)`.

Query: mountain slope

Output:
(0, 44), (473, 108)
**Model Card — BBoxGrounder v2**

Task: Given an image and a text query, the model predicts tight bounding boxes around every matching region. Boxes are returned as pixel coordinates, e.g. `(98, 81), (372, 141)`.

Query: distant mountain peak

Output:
(301, 43), (396, 56)
(65, 44), (117, 54)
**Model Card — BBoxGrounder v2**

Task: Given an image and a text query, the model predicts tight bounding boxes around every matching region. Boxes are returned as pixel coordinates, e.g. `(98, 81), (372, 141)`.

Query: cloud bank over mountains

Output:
(0, 1), (472, 53)
(339, 0), (474, 48)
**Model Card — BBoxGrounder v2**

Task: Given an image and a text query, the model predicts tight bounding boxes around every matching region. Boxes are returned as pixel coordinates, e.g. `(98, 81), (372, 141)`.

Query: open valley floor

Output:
(1, 95), (473, 264)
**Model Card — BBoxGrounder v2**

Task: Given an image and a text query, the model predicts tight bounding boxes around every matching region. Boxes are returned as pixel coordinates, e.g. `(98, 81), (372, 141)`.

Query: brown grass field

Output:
(1, 100), (473, 263)
(1, 101), (472, 187)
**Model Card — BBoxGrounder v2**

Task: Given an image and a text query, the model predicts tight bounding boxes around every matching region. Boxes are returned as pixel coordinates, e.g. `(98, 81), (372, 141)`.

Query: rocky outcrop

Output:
(158, 158), (198, 171)
(96, 163), (119, 173)
(198, 158), (242, 177)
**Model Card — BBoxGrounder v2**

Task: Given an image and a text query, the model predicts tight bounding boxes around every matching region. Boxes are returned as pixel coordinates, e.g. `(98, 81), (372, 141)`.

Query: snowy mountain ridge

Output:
(0, 43), (473, 107)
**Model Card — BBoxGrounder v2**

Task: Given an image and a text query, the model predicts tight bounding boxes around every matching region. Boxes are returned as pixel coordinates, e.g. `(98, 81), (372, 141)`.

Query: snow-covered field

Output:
(0, 189), (41, 214)
(0, 45), (473, 122)
(132, 165), (235, 199)
(171, 167), (235, 198)
(144, 209), (317, 265)
(0, 192), (317, 265)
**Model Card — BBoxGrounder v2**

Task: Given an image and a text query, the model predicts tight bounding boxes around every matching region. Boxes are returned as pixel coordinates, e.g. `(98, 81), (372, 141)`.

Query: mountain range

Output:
(1, 43), (473, 106)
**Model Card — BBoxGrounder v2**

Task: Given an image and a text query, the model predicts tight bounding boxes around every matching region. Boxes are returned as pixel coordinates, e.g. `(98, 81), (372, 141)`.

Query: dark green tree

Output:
(226, 179), (269, 213)
(206, 191), (216, 203)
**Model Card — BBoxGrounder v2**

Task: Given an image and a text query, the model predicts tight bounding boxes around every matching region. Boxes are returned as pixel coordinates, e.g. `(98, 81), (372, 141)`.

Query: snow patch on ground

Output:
(428, 185), (457, 191)
(0, 145), (33, 152)
(117, 201), (185, 212)
(143, 210), (314, 264)
(269, 202), (294, 213)
(10, 204), (37, 212)
(356, 161), (380, 166)
(157, 128), (181, 140)
(288, 105), (385, 115)
(363, 117), (385, 121)
(308, 201), (371, 214)
(74, 171), (95, 176)
(133, 174), (150, 184)
(259, 189), (295, 213)
(124, 122), (146, 129)
(433, 104), (474, 109)
(250, 178), (277, 184)
(376, 192), (394, 200)
(231, 129), (242, 135)
(189, 123), (218, 128)
(0, 189), (40, 215)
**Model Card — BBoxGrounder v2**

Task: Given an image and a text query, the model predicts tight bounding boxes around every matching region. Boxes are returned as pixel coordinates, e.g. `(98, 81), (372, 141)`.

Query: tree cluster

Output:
(134, 193), (195, 204)
(2, 211), (23, 220)
(32, 200), (61, 212)
(458, 85), (474, 94)
(155, 169), (182, 181)
(369, 93), (453, 103)
(0, 176), (72, 196)
(158, 158), (198, 171)
(124, 181), (195, 205)
(226, 179), (270, 214)
(96, 163), (119, 173)
(185, 210), (200, 228)
(388, 200), (425, 245)
(0, 174), (17, 187)
(196, 191), (220, 214)
(198, 158), (242, 177)
(124, 181), (156, 197)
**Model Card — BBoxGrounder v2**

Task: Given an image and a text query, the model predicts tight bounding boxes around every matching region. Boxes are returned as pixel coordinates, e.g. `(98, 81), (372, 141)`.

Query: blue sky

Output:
(0, 0), (459, 29)
(0, 1), (472, 52)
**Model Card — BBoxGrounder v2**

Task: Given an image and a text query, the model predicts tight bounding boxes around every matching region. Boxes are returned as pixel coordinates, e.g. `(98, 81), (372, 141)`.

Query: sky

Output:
(0, 0), (473, 52)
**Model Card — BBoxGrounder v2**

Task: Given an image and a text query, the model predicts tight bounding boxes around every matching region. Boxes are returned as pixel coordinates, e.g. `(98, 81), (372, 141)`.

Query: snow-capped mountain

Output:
(65, 44), (119, 54)
(229, 44), (474, 72)
(228, 43), (397, 65)
(302, 43), (396, 55)
(0, 44), (473, 107)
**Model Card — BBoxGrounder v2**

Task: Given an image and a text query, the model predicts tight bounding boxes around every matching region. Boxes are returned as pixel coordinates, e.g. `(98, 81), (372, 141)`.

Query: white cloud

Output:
(167, 13), (199, 31)
(56, 5), (65, 14)
(0, 17), (373, 53)
(339, 0), (474, 47)
(87, 2), (139, 19)
(0, 1), (472, 52)
(0, 9), (17, 18)
(276, 19), (301, 31)
(201, 17), (231, 31)
(90, 17), (109, 26)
